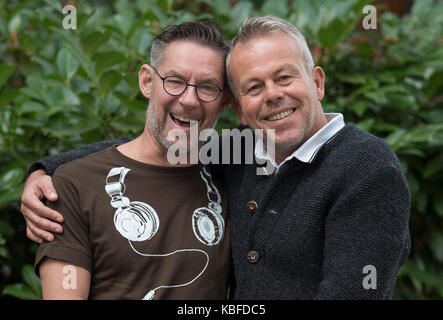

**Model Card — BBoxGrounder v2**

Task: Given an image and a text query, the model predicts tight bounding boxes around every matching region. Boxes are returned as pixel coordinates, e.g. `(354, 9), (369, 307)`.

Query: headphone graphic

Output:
(192, 167), (224, 246)
(105, 166), (224, 300)
(105, 167), (160, 241)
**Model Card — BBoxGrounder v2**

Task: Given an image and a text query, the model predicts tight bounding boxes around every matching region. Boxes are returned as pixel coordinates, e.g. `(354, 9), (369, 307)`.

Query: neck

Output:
(117, 126), (194, 167)
(274, 111), (328, 164)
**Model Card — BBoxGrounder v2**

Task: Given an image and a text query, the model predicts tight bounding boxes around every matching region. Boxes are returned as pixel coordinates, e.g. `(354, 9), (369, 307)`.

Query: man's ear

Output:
(312, 66), (325, 101)
(139, 64), (154, 99)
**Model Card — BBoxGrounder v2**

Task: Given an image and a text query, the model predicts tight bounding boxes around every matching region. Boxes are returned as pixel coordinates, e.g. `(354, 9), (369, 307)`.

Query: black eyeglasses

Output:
(151, 66), (223, 103)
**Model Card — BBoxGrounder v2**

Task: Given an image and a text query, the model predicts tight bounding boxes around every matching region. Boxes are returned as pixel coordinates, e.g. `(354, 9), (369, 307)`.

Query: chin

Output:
(276, 135), (303, 150)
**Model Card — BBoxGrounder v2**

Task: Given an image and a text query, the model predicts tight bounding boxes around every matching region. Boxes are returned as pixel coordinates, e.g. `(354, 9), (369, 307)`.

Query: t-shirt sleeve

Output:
(34, 173), (92, 276)
(27, 136), (133, 177)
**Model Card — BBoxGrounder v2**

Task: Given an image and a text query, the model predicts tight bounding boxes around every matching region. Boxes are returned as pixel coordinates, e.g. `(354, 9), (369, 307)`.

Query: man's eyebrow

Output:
(199, 77), (223, 86)
(239, 78), (261, 94)
(273, 64), (300, 75)
(241, 64), (301, 86)
(242, 77), (261, 86)
(162, 69), (183, 78)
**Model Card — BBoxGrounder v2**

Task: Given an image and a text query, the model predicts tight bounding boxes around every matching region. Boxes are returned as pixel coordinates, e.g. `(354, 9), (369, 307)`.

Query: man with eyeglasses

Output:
(27, 21), (233, 300)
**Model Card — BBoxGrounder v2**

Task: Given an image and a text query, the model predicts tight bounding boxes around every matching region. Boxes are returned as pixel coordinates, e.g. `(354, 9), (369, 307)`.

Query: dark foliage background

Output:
(0, 0), (442, 299)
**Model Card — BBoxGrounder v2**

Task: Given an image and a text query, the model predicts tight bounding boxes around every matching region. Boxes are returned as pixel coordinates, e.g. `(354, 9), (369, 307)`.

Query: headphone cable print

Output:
(128, 240), (209, 300)
(200, 166), (222, 213)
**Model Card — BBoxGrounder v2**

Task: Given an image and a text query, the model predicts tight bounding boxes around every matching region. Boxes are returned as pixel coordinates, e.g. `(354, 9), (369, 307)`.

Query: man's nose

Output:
(265, 81), (284, 104)
(178, 85), (200, 107)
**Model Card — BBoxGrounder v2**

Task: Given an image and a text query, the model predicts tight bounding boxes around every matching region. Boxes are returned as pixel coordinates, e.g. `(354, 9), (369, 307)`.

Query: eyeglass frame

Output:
(151, 66), (223, 103)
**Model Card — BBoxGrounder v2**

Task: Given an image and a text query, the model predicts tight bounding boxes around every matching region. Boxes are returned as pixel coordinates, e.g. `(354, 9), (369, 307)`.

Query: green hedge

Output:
(0, 0), (442, 299)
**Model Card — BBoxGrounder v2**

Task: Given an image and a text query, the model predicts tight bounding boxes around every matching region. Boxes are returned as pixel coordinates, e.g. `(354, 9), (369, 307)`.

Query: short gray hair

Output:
(226, 16), (315, 95)
(150, 21), (230, 69)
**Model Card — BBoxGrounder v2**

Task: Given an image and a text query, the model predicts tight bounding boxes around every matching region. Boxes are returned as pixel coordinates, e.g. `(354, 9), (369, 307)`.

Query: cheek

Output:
(241, 98), (261, 119)
(204, 103), (220, 120)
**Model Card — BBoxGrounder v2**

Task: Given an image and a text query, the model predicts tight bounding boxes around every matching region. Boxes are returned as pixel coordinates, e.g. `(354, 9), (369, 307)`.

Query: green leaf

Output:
(56, 48), (80, 82)
(8, 14), (22, 33)
(130, 28), (153, 56)
(356, 41), (373, 60)
(261, 0), (289, 18)
(397, 147), (425, 158)
(30, 56), (57, 74)
(228, 1), (253, 33)
(139, 1), (168, 28)
(99, 70), (122, 99)
(212, 0), (231, 17)
(0, 63), (16, 89)
(433, 194), (443, 217)
(81, 31), (111, 57)
(429, 232), (443, 263)
(111, 120), (143, 132)
(22, 265), (42, 296)
(0, 89), (20, 110)
(423, 159), (443, 179)
(400, 260), (443, 288)
(43, 0), (62, 11)
(336, 74), (367, 85)
(112, 14), (134, 37)
(77, 11), (95, 29)
(2, 283), (41, 300)
(351, 101), (368, 117)
(17, 101), (46, 116)
(356, 118), (375, 132)
(43, 123), (99, 137)
(94, 51), (128, 78)
(0, 246), (8, 259)
(407, 125), (443, 144)
(317, 0), (372, 51)
(0, 219), (14, 237)
(50, 27), (92, 79)
(0, 164), (25, 207)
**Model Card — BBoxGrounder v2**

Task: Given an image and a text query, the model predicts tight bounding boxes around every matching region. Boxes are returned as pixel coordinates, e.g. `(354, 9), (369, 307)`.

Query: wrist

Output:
(26, 162), (47, 179)
(28, 168), (48, 182)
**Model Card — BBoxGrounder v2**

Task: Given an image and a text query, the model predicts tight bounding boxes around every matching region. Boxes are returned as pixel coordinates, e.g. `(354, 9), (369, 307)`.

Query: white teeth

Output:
(267, 109), (295, 121)
(171, 113), (196, 123)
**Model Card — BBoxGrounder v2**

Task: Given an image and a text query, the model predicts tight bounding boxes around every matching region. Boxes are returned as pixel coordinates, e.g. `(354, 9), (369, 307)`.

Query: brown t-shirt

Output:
(35, 146), (231, 300)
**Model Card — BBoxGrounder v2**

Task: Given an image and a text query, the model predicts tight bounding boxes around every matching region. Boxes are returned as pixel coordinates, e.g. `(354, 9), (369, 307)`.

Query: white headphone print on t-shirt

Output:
(104, 166), (224, 300)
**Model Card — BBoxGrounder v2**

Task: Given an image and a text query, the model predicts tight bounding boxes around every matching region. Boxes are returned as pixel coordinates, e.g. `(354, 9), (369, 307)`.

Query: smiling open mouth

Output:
(170, 113), (198, 127)
(266, 108), (296, 121)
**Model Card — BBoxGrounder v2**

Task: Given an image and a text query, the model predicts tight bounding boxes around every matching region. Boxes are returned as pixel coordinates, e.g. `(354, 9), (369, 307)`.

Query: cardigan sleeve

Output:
(314, 165), (411, 299)
(27, 137), (133, 177)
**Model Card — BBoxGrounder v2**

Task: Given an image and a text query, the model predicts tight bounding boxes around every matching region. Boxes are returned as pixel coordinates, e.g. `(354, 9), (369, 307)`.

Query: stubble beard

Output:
(146, 99), (171, 151)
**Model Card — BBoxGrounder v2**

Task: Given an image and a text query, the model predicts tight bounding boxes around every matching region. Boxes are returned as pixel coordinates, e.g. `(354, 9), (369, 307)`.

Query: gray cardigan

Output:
(224, 123), (410, 299)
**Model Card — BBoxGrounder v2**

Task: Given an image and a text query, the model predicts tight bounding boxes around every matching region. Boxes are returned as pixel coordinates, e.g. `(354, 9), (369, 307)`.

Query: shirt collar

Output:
(255, 113), (345, 173)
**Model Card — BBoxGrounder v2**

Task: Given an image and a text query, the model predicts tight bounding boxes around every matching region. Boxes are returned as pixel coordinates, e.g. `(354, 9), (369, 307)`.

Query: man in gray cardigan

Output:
(21, 16), (411, 299)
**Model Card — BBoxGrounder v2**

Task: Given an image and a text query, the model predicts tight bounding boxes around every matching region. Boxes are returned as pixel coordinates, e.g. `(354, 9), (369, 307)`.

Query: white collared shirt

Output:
(255, 113), (345, 174)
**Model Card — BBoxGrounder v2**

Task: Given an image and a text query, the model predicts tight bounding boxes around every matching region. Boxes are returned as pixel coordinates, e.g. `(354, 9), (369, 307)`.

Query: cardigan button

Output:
(247, 250), (259, 263)
(246, 200), (258, 213)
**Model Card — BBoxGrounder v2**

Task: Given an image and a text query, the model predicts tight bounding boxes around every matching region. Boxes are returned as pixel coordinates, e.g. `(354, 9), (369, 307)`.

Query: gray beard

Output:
(146, 100), (171, 151)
